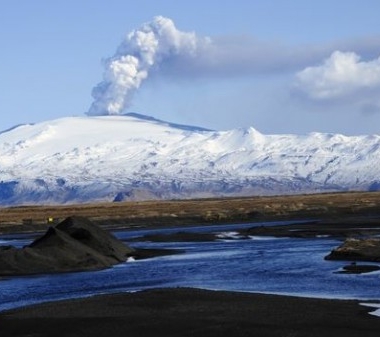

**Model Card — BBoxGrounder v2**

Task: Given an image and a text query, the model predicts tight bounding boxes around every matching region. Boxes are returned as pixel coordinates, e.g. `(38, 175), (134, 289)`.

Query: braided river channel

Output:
(1, 221), (380, 312)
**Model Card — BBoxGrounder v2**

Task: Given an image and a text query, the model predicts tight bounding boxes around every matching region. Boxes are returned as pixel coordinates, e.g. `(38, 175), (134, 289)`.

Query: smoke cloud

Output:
(87, 16), (380, 116)
(87, 16), (209, 116)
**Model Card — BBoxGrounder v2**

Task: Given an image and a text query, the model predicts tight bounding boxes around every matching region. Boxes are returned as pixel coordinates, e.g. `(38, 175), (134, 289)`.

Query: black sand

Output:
(2, 193), (380, 336)
(0, 217), (181, 276)
(1, 288), (380, 337)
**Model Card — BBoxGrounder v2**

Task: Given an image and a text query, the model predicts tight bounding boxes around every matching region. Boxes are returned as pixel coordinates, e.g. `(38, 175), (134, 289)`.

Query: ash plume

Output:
(87, 16), (209, 116)
(87, 16), (380, 117)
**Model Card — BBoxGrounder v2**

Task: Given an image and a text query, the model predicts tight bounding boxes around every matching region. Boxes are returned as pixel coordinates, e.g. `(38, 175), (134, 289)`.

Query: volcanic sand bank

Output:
(2, 288), (380, 337)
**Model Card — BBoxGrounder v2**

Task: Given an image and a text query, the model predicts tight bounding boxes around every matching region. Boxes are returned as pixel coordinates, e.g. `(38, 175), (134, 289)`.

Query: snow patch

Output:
(360, 303), (380, 317)
(216, 231), (244, 240)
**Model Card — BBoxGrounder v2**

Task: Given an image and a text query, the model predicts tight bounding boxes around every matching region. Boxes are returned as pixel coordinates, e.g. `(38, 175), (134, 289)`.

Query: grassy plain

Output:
(1, 191), (380, 233)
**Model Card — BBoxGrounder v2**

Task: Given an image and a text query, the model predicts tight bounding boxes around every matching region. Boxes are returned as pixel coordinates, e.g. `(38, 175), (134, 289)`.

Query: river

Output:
(1, 221), (380, 312)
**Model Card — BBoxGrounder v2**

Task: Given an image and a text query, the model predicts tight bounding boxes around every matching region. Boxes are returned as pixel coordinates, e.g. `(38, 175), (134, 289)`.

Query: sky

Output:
(1, 0), (380, 135)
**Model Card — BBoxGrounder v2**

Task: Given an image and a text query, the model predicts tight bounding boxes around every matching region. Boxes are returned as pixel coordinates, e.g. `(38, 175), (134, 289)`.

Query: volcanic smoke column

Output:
(87, 16), (207, 116)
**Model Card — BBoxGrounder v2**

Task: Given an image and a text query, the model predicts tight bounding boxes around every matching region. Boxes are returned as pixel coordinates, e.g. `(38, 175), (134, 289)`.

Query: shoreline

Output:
(2, 283), (380, 314)
(2, 287), (380, 337)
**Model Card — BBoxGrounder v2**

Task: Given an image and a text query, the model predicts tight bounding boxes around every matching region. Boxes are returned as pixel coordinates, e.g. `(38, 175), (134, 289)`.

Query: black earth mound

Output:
(0, 216), (134, 276)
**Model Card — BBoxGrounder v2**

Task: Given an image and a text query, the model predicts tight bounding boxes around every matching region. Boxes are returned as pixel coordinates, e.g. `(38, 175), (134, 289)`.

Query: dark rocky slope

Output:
(325, 238), (380, 262)
(0, 216), (134, 276)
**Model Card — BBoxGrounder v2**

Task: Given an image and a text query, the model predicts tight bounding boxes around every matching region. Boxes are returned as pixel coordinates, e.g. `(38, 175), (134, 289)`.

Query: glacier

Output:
(0, 113), (379, 205)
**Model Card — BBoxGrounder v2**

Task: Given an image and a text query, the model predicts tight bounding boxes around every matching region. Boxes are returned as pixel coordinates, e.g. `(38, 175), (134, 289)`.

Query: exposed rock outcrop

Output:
(0, 216), (134, 276)
(325, 238), (380, 262)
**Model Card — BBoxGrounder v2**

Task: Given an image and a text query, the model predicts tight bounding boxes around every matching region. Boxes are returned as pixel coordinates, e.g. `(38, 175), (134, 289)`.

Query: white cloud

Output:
(87, 15), (380, 117)
(295, 51), (380, 100)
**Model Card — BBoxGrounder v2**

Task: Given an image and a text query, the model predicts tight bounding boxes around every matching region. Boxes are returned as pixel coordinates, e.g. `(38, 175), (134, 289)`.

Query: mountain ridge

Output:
(0, 113), (379, 205)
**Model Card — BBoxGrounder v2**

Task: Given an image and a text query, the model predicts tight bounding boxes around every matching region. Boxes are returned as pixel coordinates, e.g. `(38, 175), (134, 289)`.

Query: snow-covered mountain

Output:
(1, 113), (379, 205)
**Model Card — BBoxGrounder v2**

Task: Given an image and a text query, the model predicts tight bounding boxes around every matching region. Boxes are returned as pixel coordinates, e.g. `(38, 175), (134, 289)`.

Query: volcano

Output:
(1, 113), (380, 205)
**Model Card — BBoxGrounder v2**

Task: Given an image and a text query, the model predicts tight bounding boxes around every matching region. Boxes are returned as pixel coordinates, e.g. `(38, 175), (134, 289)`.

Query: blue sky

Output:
(1, 0), (380, 135)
